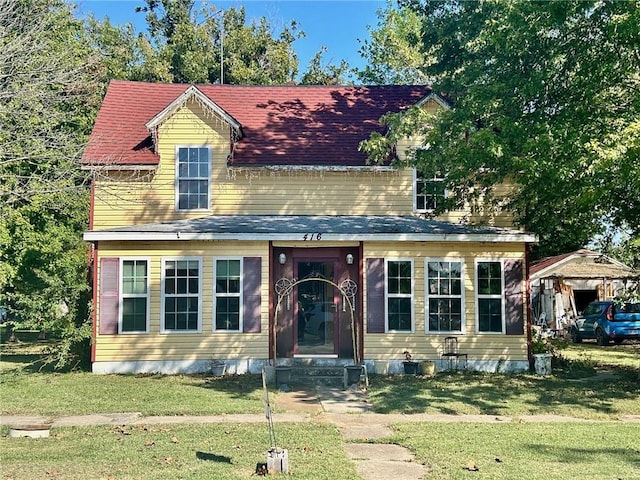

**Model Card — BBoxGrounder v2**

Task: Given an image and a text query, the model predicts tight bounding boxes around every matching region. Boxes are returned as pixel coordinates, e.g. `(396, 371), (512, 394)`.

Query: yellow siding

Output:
(94, 241), (269, 363)
(362, 242), (528, 362)
(94, 240), (528, 365)
(91, 99), (515, 229)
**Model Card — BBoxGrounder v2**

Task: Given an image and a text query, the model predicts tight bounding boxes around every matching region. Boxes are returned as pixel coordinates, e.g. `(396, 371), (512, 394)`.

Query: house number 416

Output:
(302, 233), (322, 241)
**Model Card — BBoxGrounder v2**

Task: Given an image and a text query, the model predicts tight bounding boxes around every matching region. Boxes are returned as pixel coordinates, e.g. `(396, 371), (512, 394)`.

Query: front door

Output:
(296, 260), (338, 355)
(272, 245), (360, 360)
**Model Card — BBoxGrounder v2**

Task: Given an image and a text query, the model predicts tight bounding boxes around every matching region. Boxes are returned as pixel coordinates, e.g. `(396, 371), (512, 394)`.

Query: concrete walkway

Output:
(3, 386), (639, 480)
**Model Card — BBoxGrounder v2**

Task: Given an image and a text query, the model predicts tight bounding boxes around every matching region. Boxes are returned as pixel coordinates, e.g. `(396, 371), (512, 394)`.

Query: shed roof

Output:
(82, 80), (439, 168)
(530, 249), (637, 280)
(83, 215), (536, 243)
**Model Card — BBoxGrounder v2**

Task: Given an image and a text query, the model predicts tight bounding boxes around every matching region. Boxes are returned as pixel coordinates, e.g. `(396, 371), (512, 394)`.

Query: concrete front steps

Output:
(285, 357), (361, 387)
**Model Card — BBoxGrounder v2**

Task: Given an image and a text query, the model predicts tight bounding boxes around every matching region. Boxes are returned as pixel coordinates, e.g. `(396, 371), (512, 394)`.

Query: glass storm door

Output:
(296, 261), (338, 355)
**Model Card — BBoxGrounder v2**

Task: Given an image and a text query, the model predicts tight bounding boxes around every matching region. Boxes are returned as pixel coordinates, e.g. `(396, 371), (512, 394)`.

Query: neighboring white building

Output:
(530, 249), (638, 330)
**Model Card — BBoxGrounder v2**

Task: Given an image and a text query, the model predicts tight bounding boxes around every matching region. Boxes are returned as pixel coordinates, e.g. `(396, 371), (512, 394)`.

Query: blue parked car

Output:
(570, 301), (640, 346)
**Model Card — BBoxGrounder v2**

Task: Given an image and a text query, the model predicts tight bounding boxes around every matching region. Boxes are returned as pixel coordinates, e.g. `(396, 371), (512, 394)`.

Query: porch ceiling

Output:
(84, 215), (537, 243)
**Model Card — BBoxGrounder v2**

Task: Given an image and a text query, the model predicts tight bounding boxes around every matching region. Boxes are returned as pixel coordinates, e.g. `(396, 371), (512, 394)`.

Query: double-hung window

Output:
(426, 259), (464, 333)
(176, 146), (210, 211)
(120, 259), (149, 333)
(213, 258), (242, 332)
(386, 259), (413, 332)
(162, 258), (202, 332)
(415, 169), (446, 213)
(476, 260), (504, 333)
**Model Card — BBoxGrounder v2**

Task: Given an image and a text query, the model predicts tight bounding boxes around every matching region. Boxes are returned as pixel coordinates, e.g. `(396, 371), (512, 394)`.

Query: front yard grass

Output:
(1, 331), (640, 479)
(390, 422), (640, 480)
(1, 422), (638, 480)
(367, 368), (640, 419)
(368, 341), (640, 419)
(0, 423), (360, 480)
(0, 371), (265, 416)
(2, 330), (639, 419)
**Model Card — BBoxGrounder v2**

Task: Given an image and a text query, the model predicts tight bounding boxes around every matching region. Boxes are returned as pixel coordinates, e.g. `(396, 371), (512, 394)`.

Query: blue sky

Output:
(74, 0), (386, 73)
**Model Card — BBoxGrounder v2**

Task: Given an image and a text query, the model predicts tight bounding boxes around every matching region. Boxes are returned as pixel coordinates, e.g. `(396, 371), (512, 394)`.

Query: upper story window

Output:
(176, 147), (210, 211)
(414, 169), (446, 213)
(385, 259), (414, 332)
(426, 259), (464, 333)
(476, 260), (504, 333)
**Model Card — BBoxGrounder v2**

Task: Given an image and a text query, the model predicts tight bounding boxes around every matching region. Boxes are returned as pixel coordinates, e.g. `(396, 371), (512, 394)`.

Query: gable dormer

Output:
(145, 85), (243, 155)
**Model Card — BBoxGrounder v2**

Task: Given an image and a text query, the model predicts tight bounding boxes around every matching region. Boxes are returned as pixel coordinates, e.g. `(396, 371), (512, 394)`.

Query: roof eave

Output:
(84, 231), (537, 243)
(80, 163), (159, 171)
(226, 164), (397, 172)
(530, 251), (633, 280)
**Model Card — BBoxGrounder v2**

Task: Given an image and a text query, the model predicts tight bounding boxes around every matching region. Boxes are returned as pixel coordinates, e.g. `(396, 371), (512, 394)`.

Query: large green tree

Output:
(130, 0), (304, 84)
(0, 0), (97, 366)
(361, 0), (640, 259)
(87, 0), (349, 85)
(357, 1), (430, 85)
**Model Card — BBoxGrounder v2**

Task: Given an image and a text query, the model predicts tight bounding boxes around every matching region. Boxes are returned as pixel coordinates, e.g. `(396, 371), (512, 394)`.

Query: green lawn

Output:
(0, 371), (266, 416)
(0, 423), (359, 480)
(2, 330), (639, 419)
(2, 331), (640, 479)
(367, 368), (640, 419)
(1, 422), (638, 479)
(368, 341), (640, 419)
(389, 422), (640, 480)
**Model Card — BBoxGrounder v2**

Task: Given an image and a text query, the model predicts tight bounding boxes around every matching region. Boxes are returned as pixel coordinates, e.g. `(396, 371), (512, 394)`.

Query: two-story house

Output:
(82, 80), (536, 375)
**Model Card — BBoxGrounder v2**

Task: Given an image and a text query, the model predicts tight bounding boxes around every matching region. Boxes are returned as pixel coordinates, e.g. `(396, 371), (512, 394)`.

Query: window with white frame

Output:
(162, 258), (201, 332)
(176, 146), (210, 211)
(213, 258), (242, 331)
(476, 260), (504, 333)
(426, 259), (464, 333)
(386, 259), (413, 332)
(120, 259), (149, 333)
(415, 170), (446, 212)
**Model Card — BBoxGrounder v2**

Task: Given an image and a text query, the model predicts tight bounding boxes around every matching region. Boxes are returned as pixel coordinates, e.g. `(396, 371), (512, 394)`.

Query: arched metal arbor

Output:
(273, 277), (359, 364)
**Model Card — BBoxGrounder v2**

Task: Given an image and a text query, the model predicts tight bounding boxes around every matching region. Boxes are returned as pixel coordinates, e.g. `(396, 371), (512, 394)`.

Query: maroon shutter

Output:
(504, 259), (524, 335)
(243, 257), (261, 333)
(366, 258), (385, 333)
(99, 257), (119, 335)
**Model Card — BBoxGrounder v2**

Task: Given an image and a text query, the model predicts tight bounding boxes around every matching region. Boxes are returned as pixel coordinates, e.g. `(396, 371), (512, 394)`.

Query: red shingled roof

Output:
(82, 80), (435, 167)
(529, 249), (600, 276)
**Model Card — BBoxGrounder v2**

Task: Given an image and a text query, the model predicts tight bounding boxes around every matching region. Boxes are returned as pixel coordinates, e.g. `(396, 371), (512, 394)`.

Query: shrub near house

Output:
(82, 81), (536, 375)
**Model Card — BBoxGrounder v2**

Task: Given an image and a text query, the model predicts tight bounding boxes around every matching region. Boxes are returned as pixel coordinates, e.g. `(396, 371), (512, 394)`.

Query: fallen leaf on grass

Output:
(113, 426), (131, 435)
(464, 463), (479, 472)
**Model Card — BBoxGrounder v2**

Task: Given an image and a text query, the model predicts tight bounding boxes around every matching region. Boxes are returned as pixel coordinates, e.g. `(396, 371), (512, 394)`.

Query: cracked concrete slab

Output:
(52, 413), (142, 427)
(338, 424), (395, 440)
(344, 444), (426, 480)
(352, 459), (426, 480)
(344, 443), (415, 462)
